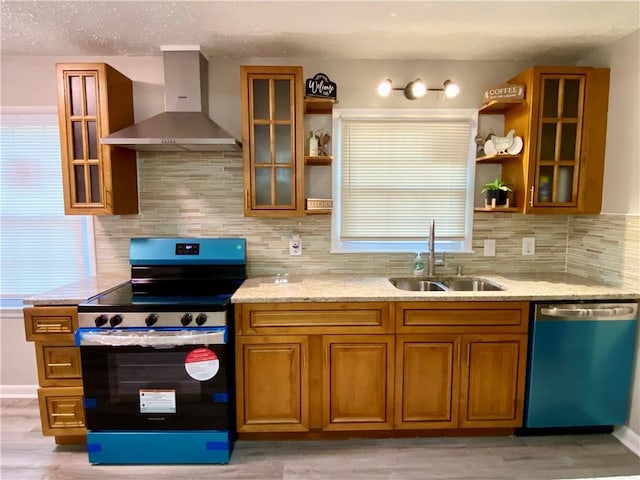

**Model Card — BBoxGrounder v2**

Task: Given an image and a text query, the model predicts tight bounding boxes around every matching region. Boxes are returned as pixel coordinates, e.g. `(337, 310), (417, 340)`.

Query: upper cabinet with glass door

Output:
(56, 64), (138, 215)
(498, 66), (609, 214)
(240, 66), (304, 217)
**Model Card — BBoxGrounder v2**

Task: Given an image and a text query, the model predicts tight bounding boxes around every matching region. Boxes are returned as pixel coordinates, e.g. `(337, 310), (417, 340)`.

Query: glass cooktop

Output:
(79, 282), (233, 312)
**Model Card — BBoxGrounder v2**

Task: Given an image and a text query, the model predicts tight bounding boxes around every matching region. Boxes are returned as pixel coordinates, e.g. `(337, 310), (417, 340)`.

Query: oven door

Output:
(76, 327), (232, 431)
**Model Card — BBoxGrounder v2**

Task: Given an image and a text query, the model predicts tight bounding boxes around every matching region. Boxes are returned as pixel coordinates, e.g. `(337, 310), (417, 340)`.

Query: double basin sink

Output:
(389, 276), (504, 292)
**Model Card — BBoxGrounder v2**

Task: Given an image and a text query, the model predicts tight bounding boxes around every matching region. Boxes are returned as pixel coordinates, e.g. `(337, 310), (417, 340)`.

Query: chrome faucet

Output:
(427, 219), (436, 276)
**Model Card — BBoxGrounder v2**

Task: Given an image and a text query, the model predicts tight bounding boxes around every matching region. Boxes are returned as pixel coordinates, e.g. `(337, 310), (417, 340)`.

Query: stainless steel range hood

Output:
(101, 47), (241, 152)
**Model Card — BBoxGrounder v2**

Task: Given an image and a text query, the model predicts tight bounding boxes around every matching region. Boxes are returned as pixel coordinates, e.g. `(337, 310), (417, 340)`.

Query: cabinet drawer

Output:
(37, 387), (86, 436)
(35, 344), (82, 387)
(24, 306), (78, 342)
(396, 302), (528, 334)
(239, 302), (392, 334)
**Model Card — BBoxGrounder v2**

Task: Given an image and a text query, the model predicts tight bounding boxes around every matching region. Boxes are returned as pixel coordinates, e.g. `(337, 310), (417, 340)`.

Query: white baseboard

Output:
(0, 384), (37, 398)
(613, 425), (640, 457)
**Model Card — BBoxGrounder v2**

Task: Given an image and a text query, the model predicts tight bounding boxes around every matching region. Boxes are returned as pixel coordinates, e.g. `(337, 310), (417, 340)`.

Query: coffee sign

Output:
(305, 73), (337, 100)
(483, 83), (525, 104)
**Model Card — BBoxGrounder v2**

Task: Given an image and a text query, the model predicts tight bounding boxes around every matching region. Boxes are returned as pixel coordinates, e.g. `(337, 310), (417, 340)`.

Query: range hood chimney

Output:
(101, 46), (241, 152)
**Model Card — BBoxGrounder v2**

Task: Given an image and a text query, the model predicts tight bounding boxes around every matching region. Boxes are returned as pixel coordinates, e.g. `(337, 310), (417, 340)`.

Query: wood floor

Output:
(1, 399), (638, 480)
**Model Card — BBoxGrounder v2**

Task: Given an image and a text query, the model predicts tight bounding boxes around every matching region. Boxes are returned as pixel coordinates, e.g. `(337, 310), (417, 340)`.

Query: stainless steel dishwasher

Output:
(524, 301), (638, 429)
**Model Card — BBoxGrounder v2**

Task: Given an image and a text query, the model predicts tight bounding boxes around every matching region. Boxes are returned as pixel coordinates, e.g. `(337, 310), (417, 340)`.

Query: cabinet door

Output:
(459, 334), (527, 427)
(241, 66), (304, 217)
(236, 336), (309, 432)
(395, 335), (460, 429)
(531, 74), (585, 207)
(56, 64), (137, 215)
(322, 335), (394, 431)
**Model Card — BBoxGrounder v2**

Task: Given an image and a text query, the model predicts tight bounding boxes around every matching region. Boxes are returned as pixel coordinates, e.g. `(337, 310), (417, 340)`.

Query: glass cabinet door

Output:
(249, 75), (296, 210)
(63, 70), (103, 207)
(534, 75), (585, 206)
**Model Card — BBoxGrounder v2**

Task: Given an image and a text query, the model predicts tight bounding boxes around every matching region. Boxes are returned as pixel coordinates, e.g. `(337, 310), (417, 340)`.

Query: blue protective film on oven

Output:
(84, 398), (97, 409)
(213, 392), (229, 403)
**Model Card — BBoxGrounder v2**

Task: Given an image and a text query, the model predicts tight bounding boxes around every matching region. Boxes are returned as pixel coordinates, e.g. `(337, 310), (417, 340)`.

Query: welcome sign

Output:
(306, 73), (337, 100)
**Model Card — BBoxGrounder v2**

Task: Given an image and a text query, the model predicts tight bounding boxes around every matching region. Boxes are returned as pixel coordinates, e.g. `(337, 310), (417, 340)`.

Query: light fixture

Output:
(377, 79), (392, 97)
(377, 78), (460, 100)
(404, 79), (426, 99)
(443, 79), (460, 98)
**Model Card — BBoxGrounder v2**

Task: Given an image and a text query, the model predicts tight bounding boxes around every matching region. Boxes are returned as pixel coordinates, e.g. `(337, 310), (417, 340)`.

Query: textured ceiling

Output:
(1, 1), (639, 61)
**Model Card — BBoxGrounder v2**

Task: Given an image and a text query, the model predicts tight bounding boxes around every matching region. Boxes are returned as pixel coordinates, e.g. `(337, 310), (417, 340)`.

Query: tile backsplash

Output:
(94, 153), (635, 286)
(567, 214), (640, 290)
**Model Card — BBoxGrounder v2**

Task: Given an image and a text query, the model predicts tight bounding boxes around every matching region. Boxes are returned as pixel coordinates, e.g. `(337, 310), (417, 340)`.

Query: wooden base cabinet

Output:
(235, 302), (394, 434)
(236, 301), (529, 436)
(24, 306), (86, 443)
(395, 302), (529, 430)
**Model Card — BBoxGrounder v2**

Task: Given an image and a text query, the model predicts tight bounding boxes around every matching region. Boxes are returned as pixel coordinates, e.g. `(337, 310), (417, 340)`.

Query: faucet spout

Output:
(427, 219), (436, 276)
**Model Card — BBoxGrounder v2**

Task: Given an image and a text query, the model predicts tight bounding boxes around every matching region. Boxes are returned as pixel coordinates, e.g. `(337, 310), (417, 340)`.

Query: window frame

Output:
(331, 108), (478, 254)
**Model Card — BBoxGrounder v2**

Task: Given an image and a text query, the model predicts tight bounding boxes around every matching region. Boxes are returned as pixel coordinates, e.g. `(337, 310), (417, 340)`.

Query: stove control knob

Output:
(180, 313), (193, 326)
(95, 314), (108, 327)
(145, 313), (159, 327)
(109, 314), (123, 327)
(195, 313), (207, 326)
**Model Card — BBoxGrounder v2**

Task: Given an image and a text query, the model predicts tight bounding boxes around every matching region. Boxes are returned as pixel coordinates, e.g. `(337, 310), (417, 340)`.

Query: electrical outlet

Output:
(483, 239), (496, 257)
(522, 237), (535, 256)
(289, 233), (302, 256)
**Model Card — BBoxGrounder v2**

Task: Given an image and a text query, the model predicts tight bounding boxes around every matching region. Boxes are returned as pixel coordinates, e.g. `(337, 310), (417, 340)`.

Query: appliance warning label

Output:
(139, 390), (176, 414)
(185, 348), (219, 381)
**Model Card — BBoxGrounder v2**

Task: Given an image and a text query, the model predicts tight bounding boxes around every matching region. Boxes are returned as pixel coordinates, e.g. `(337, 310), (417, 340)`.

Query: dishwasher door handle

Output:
(539, 304), (637, 320)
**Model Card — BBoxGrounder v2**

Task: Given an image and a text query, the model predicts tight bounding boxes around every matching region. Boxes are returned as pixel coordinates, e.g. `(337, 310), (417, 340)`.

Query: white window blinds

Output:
(338, 114), (474, 247)
(0, 112), (95, 299)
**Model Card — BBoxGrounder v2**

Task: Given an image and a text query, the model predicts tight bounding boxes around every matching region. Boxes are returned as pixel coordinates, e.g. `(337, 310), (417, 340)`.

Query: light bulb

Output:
(377, 79), (392, 97)
(443, 80), (460, 98)
(410, 79), (427, 98)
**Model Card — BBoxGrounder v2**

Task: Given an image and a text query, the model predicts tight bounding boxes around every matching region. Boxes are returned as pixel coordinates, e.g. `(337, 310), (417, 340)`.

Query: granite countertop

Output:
(23, 274), (129, 306)
(231, 272), (640, 303)
(21, 272), (639, 307)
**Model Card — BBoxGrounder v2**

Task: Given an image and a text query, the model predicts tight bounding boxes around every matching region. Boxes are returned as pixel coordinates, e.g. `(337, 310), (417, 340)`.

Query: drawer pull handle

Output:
(40, 323), (64, 328)
(50, 413), (76, 417)
(48, 362), (73, 367)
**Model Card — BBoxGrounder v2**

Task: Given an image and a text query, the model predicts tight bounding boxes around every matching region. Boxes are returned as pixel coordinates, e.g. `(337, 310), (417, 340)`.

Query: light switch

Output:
(483, 239), (496, 257)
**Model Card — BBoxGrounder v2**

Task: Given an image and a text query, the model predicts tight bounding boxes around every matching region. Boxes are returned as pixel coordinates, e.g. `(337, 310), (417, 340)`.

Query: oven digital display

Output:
(175, 243), (200, 255)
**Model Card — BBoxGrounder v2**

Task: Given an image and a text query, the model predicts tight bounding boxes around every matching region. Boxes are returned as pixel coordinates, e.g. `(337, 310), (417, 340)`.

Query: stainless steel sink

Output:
(389, 277), (504, 292)
(439, 277), (504, 291)
(389, 278), (447, 291)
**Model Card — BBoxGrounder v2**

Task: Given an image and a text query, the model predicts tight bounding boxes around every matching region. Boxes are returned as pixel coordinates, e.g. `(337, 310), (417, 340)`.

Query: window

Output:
(332, 109), (477, 253)
(0, 109), (95, 305)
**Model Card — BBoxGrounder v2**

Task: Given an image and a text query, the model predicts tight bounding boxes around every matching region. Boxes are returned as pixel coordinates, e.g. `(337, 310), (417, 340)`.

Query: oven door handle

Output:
(75, 328), (226, 347)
